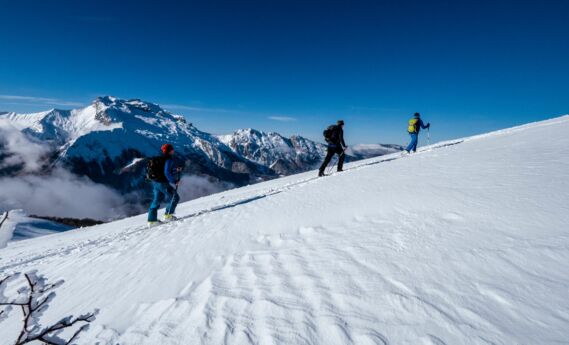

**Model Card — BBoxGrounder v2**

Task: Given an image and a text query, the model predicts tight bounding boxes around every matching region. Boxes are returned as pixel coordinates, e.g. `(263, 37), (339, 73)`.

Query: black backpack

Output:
(146, 156), (166, 181)
(323, 125), (338, 144)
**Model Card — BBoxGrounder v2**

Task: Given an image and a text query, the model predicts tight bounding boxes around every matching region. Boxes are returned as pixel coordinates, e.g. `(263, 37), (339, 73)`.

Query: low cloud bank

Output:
(177, 175), (234, 202)
(0, 120), (49, 172)
(0, 119), (131, 220)
(0, 169), (130, 220)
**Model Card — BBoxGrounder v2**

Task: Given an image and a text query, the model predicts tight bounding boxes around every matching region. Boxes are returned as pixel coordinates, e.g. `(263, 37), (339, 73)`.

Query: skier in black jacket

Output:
(319, 120), (347, 177)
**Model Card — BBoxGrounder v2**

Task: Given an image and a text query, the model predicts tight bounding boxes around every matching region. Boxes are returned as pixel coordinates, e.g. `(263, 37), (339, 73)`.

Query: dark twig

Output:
(0, 272), (97, 345)
(64, 324), (90, 345)
(0, 211), (8, 229)
(15, 273), (36, 344)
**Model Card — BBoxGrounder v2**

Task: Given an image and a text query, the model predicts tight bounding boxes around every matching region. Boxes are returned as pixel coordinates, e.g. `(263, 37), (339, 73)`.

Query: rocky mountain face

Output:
(218, 130), (405, 174)
(0, 97), (274, 193)
(218, 129), (327, 175)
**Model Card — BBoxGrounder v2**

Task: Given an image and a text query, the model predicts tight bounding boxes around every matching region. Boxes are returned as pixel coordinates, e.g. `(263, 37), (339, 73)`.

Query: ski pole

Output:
(427, 128), (431, 146)
(327, 149), (345, 175)
(326, 155), (339, 175)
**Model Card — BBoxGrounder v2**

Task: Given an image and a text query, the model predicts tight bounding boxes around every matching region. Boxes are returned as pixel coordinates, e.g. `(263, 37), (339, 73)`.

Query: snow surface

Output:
(1, 116), (569, 344)
(348, 143), (403, 157)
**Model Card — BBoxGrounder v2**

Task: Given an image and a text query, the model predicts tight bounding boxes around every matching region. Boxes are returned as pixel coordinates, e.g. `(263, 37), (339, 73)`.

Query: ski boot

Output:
(148, 220), (163, 228)
(164, 214), (178, 222)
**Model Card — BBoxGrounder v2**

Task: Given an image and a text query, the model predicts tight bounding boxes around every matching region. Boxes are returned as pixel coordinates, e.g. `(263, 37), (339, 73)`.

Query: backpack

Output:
(323, 125), (338, 144)
(146, 156), (166, 181)
(408, 118), (419, 133)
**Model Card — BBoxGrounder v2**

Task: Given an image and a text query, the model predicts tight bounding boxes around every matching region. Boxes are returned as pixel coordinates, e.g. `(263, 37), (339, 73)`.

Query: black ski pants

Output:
(319, 146), (345, 174)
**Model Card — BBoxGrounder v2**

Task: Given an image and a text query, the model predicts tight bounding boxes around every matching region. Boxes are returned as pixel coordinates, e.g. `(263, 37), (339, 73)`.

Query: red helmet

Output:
(161, 143), (174, 155)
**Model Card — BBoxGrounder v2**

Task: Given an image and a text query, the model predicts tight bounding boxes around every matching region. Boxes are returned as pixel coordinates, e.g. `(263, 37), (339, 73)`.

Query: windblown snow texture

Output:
(1, 116), (568, 344)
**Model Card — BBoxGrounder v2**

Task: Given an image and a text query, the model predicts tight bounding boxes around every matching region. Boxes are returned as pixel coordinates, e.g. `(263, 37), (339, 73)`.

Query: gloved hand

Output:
(427, 123), (431, 128)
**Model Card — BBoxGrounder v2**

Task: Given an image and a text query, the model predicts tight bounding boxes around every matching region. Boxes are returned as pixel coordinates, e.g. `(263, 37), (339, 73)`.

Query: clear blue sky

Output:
(1, 0), (567, 144)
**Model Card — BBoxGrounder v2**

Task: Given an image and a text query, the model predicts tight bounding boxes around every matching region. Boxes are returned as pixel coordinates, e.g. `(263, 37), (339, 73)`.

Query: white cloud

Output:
(0, 120), (50, 172)
(0, 95), (84, 107)
(0, 120), (131, 220)
(268, 116), (297, 122)
(0, 169), (129, 220)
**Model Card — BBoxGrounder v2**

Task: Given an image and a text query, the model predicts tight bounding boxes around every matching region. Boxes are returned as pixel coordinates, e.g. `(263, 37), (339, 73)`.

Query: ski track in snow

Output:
(1, 116), (569, 344)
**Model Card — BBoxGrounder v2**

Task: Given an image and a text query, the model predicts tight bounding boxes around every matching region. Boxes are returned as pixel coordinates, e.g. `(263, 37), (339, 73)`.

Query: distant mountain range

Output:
(1, 96), (273, 189)
(218, 128), (327, 175)
(0, 96), (402, 216)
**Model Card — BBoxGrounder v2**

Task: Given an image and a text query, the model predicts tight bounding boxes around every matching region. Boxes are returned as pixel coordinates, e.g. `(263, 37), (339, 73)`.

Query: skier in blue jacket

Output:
(147, 143), (181, 224)
(406, 112), (430, 153)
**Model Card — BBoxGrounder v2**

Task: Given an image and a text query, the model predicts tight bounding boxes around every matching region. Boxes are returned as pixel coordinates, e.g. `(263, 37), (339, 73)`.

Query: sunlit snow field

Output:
(1, 116), (568, 345)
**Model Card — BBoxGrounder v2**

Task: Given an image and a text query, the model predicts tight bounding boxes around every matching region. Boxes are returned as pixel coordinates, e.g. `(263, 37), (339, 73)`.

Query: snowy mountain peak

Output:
(0, 97), (158, 144)
(229, 128), (283, 141)
(95, 95), (119, 104)
(3, 95), (197, 150)
(92, 96), (174, 118)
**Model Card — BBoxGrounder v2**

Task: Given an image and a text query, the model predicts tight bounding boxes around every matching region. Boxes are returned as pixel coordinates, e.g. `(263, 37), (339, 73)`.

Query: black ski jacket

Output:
(330, 126), (346, 148)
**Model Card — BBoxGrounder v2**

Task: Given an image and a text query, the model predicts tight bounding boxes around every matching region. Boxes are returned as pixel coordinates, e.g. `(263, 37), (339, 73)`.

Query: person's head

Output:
(414, 112), (421, 118)
(337, 120), (345, 127)
(161, 143), (174, 156)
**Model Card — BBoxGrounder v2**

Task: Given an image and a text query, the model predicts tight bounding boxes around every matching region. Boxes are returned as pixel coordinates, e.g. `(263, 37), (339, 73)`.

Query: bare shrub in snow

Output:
(0, 271), (98, 345)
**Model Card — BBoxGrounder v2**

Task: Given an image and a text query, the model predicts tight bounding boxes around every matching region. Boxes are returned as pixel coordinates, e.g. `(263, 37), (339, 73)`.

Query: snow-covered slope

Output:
(348, 143), (404, 159)
(219, 129), (326, 174)
(1, 116), (568, 344)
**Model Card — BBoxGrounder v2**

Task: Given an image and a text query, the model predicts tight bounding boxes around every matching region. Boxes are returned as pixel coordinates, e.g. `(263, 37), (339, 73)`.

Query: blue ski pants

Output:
(406, 133), (419, 152)
(148, 182), (180, 221)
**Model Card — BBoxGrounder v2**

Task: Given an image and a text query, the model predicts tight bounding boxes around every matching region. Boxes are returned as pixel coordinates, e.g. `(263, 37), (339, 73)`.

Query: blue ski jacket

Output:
(164, 158), (179, 184)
